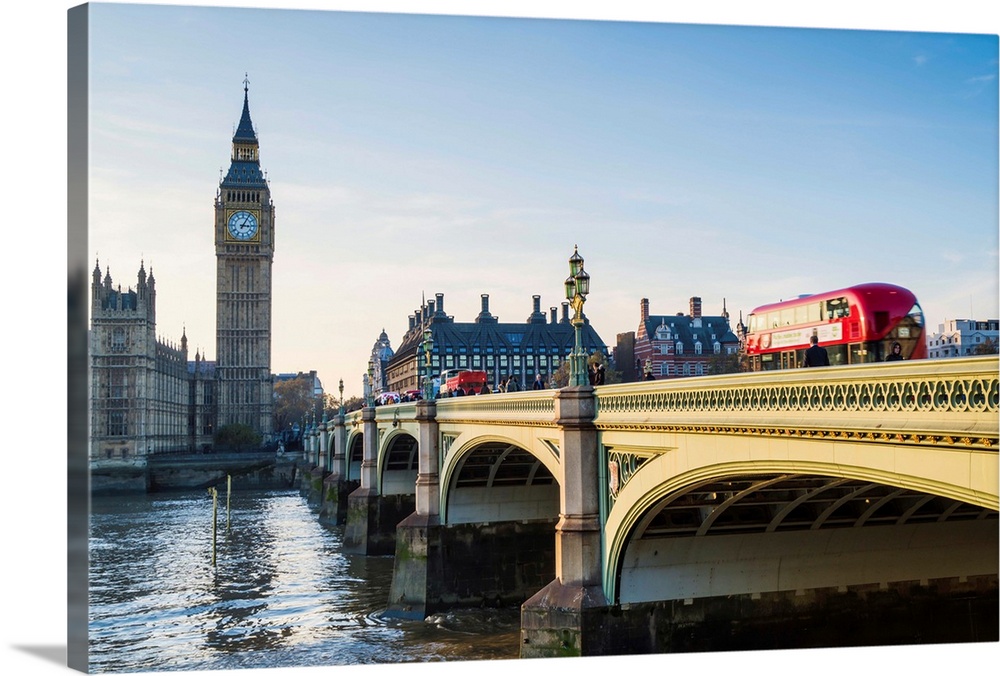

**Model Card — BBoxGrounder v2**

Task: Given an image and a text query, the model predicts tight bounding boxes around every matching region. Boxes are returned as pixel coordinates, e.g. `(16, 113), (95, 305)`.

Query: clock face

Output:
(227, 210), (259, 240)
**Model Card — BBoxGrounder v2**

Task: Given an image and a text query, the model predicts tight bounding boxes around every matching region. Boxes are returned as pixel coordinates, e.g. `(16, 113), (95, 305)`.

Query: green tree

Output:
(973, 338), (999, 355)
(550, 352), (619, 388)
(707, 351), (742, 375)
(273, 374), (321, 432)
(322, 394), (365, 417)
(551, 360), (570, 388)
(214, 423), (262, 451)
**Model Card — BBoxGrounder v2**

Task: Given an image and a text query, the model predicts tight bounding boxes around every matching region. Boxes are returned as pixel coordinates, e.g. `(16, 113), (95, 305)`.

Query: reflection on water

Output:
(88, 489), (520, 673)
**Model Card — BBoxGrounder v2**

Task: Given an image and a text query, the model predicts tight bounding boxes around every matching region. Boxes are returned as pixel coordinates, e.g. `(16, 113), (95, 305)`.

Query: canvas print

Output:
(66, 2), (999, 674)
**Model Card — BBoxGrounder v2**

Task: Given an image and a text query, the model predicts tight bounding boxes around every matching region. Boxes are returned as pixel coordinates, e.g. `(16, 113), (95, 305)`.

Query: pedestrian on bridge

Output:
(803, 334), (830, 367)
(885, 341), (904, 361)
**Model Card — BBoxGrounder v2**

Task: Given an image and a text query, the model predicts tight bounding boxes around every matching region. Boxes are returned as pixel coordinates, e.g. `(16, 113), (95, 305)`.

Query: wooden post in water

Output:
(210, 486), (218, 567)
(227, 475), (232, 531)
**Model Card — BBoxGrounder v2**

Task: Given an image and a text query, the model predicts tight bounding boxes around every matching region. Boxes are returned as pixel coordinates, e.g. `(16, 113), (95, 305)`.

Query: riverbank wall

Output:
(89, 452), (302, 495)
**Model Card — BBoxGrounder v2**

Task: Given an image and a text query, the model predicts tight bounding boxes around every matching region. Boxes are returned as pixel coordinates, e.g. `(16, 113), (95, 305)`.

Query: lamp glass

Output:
(569, 247), (584, 276)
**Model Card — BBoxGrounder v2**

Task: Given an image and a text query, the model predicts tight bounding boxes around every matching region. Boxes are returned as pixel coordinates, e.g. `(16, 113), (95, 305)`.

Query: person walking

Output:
(803, 334), (830, 367)
(507, 375), (521, 392)
(885, 341), (904, 362)
(532, 373), (546, 390)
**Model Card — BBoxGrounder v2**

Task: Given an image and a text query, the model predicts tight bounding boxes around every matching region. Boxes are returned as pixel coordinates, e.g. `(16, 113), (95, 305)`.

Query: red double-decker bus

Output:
(439, 369), (489, 397)
(744, 282), (926, 370)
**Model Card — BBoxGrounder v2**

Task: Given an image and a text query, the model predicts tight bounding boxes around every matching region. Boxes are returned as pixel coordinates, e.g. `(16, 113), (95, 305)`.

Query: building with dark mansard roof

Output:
(383, 291), (609, 394)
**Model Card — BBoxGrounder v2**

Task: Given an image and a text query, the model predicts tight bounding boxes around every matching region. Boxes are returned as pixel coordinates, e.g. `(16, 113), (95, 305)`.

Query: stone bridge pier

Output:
(384, 399), (559, 619)
(319, 412), (357, 525)
(519, 385), (613, 657)
(378, 387), (615, 652)
(343, 408), (414, 555)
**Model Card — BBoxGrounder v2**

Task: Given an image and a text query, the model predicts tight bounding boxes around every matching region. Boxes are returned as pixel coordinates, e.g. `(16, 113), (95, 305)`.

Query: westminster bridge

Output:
(300, 355), (999, 656)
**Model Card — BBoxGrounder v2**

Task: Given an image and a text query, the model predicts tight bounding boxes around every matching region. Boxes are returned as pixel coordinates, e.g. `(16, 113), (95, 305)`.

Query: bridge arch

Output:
(344, 429), (364, 482)
(603, 435), (999, 605)
(377, 429), (418, 496)
(441, 435), (560, 525)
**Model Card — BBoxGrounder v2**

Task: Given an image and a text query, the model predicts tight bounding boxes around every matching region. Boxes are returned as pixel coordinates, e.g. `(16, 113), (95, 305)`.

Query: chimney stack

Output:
(641, 298), (650, 322)
(476, 293), (496, 323)
(436, 292), (445, 315)
(689, 296), (702, 319)
(550, 306), (558, 324)
(561, 302), (570, 323)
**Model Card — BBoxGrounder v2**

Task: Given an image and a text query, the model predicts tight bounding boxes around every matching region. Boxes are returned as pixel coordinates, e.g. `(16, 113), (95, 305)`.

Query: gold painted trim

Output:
(596, 421), (997, 450)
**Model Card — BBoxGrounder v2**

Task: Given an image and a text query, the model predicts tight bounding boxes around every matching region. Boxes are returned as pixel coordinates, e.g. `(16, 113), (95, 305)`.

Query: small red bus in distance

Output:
(744, 282), (926, 370)
(439, 369), (489, 397)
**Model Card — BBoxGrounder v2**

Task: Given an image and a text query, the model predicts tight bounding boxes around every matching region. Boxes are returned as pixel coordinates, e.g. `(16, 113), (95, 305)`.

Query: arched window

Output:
(676, 341), (683, 355)
(112, 327), (126, 353)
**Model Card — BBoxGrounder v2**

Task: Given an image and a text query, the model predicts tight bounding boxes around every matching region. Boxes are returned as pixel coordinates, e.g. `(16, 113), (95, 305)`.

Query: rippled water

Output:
(88, 489), (520, 673)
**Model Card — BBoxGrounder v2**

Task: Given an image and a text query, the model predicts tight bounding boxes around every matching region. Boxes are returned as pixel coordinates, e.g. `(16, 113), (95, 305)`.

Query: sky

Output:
(76, 0), (998, 401)
(2, 3), (999, 676)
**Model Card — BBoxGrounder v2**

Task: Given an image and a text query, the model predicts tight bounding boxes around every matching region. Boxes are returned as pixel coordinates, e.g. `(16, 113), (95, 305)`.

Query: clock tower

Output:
(215, 78), (275, 439)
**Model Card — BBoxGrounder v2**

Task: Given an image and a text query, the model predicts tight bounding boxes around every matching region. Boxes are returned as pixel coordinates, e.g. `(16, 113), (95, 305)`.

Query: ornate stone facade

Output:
(89, 262), (216, 461)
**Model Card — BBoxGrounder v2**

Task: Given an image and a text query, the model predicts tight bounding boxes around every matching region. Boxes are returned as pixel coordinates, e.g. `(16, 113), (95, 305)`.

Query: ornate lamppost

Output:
(421, 327), (435, 400)
(338, 378), (344, 415)
(365, 359), (375, 408)
(563, 245), (591, 387)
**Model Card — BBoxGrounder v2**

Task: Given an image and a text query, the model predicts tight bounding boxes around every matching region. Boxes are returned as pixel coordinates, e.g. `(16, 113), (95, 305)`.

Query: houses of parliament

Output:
(89, 82), (275, 464)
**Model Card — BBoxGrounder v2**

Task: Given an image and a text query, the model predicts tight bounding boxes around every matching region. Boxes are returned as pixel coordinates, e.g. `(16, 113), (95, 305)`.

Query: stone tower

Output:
(214, 78), (275, 439)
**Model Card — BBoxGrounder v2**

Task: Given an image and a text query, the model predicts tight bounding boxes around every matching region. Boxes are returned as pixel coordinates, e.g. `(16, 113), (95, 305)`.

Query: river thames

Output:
(78, 484), (994, 676)
(88, 488), (520, 673)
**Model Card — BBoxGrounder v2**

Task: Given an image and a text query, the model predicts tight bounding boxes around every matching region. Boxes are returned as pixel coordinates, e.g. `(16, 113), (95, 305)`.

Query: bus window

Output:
(806, 303), (821, 324)
(794, 304), (809, 325)
(826, 297), (850, 319)
(849, 343), (877, 364)
(827, 344), (848, 366)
